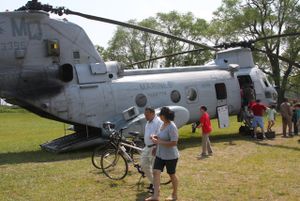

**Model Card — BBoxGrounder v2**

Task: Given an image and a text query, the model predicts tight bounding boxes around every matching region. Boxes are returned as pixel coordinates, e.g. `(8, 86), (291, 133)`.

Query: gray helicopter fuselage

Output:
(0, 10), (277, 141)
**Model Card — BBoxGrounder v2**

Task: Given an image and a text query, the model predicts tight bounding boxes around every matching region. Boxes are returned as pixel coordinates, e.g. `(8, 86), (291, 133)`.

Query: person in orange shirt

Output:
(198, 106), (213, 158)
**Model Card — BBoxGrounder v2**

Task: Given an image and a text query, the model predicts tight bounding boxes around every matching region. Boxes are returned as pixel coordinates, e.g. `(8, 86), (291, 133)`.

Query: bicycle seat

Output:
(128, 131), (140, 137)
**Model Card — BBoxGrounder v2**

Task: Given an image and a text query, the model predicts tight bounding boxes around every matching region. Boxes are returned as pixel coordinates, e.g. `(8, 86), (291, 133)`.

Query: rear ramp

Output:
(40, 132), (107, 153)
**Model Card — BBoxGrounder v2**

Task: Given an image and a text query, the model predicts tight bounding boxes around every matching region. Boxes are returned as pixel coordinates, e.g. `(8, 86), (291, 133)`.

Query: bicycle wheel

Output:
(91, 145), (106, 169)
(100, 149), (128, 180)
(92, 143), (116, 169)
(160, 172), (172, 185)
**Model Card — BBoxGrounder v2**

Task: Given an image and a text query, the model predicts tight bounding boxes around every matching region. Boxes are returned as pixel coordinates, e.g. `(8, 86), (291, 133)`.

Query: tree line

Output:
(96, 0), (300, 103)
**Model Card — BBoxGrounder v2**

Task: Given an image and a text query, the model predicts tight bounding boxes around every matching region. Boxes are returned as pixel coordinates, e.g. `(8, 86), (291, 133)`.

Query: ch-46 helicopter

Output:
(0, 0), (298, 152)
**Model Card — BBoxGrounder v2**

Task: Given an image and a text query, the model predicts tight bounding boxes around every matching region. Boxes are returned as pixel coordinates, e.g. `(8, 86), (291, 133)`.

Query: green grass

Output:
(0, 112), (299, 201)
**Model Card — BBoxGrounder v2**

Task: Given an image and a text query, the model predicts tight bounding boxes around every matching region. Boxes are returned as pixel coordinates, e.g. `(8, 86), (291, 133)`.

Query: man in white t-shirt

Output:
(141, 106), (162, 193)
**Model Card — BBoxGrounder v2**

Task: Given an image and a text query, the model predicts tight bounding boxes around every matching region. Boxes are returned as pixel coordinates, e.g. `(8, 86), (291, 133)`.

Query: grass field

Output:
(0, 109), (299, 201)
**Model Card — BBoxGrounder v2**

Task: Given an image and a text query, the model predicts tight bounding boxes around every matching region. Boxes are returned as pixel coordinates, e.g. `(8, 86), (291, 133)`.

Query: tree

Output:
(211, 0), (300, 103)
(101, 11), (213, 68)
(156, 11), (212, 67)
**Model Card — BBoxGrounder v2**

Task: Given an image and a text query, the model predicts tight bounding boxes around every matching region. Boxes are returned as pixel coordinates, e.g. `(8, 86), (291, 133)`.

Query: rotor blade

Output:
(254, 33), (300, 43)
(253, 47), (300, 69)
(215, 32), (300, 49)
(128, 48), (206, 67)
(64, 9), (217, 51)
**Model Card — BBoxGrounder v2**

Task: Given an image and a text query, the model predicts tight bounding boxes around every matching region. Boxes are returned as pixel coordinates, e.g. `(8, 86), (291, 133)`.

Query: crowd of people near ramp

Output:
(240, 83), (300, 139)
(242, 97), (300, 139)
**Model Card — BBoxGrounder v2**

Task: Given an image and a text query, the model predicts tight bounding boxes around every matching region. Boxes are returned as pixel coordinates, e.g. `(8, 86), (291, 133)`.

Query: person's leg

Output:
(282, 117), (287, 137)
(207, 136), (213, 154)
(165, 159), (178, 200)
(267, 120), (271, 132)
(146, 157), (163, 201)
(261, 126), (266, 138)
(252, 117), (258, 138)
(296, 119), (300, 135)
(145, 170), (160, 201)
(294, 120), (298, 135)
(140, 147), (154, 185)
(152, 170), (161, 199)
(169, 174), (178, 199)
(253, 126), (258, 138)
(260, 117), (265, 138)
(288, 118), (293, 136)
(270, 120), (275, 131)
(201, 134), (208, 155)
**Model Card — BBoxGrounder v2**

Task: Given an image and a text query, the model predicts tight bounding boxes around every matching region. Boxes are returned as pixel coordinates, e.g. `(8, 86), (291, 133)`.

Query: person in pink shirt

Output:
(198, 106), (213, 158)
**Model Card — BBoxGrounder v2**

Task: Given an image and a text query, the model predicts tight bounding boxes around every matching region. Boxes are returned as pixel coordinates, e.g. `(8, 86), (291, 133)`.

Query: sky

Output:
(1, 0), (222, 48)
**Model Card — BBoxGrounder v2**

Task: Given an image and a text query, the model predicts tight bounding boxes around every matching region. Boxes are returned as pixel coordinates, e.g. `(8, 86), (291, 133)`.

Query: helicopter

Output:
(1, 0), (296, 153)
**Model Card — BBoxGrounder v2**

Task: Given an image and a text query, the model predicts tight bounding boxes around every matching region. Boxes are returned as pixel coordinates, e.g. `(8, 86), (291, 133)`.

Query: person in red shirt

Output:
(198, 106), (213, 158)
(250, 99), (267, 139)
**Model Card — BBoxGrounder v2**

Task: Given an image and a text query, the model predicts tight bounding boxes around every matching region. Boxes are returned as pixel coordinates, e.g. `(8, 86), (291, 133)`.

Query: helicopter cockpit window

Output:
(170, 90), (181, 103)
(135, 94), (147, 107)
(186, 88), (197, 101)
(46, 40), (60, 56)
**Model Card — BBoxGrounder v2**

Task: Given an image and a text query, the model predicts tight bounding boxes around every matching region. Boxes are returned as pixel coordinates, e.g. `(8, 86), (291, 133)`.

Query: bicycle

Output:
(97, 122), (171, 185)
(91, 128), (144, 169)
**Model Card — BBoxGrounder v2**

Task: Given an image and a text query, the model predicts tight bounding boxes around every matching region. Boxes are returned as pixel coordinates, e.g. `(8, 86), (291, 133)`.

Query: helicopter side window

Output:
(135, 94), (147, 107)
(186, 88), (197, 102)
(215, 83), (227, 100)
(170, 90), (181, 103)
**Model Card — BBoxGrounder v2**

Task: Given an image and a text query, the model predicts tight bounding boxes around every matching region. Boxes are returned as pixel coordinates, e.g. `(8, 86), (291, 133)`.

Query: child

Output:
(266, 105), (277, 132)
(198, 106), (213, 157)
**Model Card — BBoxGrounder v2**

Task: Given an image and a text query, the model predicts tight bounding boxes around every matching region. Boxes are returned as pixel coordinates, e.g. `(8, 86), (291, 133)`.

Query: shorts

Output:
(153, 157), (178, 174)
(252, 116), (264, 128)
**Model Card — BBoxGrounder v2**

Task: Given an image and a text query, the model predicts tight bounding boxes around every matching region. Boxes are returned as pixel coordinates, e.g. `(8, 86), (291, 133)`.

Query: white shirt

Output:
(266, 108), (276, 121)
(144, 116), (163, 146)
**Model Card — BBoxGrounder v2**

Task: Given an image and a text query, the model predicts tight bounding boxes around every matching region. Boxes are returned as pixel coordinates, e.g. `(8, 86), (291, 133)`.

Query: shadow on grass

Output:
(178, 132), (250, 150)
(255, 141), (300, 152)
(0, 133), (248, 165)
(0, 148), (93, 165)
(180, 132), (300, 152)
(2, 133), (297, 166)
